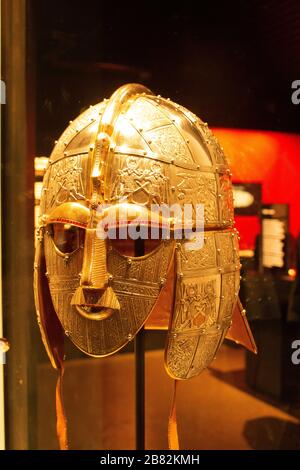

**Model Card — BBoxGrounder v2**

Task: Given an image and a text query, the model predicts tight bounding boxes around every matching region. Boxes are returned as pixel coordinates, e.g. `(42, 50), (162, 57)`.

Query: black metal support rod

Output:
(135, 328), (145, 450)
(134, 238), (145, 450)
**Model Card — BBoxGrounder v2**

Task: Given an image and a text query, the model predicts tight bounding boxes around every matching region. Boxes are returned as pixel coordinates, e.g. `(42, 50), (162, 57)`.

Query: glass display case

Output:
(1, 0), (300, 453)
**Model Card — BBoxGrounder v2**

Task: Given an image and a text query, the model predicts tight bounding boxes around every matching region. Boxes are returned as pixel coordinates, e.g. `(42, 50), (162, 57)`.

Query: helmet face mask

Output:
(35, 83), (254, 380)
(42, 208), (175, 356)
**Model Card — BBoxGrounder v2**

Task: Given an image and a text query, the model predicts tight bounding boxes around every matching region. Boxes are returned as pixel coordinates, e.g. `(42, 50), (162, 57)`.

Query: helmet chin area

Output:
(75, 305), (114, 321)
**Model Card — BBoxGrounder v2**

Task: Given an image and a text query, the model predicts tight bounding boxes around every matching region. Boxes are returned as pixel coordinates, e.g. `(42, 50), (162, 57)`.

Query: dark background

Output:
(34, 0), (300, 156)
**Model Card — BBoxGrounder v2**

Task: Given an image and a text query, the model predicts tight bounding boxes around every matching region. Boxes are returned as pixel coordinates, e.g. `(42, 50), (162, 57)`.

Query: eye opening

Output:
(47, 223), (85, 256)
(110, 238), (161, 257)
(109, 226), (162, 257)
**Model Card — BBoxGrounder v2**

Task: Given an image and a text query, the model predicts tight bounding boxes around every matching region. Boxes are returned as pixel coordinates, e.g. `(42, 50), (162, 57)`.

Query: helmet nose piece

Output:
(71, 285), (120, 311)
(71, 228), (120, 315)
(80, 228), (109, 288)
(71, 287), (105, 306)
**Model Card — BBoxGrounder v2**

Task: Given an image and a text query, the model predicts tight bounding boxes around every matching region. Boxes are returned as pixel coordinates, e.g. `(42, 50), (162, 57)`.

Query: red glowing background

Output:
(213, 129), (300, 250)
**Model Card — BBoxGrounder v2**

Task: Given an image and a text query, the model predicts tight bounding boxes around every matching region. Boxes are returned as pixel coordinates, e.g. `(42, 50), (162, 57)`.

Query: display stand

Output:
(134, 238), (145, 450)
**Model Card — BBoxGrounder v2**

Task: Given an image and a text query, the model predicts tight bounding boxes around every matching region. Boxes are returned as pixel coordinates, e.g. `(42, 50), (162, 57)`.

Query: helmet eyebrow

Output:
(45, 202), (90, 228)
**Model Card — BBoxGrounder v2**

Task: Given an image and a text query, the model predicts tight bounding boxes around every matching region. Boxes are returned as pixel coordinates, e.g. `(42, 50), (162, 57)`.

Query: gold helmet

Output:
(34, 83), (256, 449)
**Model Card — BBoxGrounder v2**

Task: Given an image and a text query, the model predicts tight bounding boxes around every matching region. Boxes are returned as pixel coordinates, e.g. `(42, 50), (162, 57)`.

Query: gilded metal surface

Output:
(34, 83), (246, 378)
(44, 228), (174, 355)
(165, 229), (240, 379)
